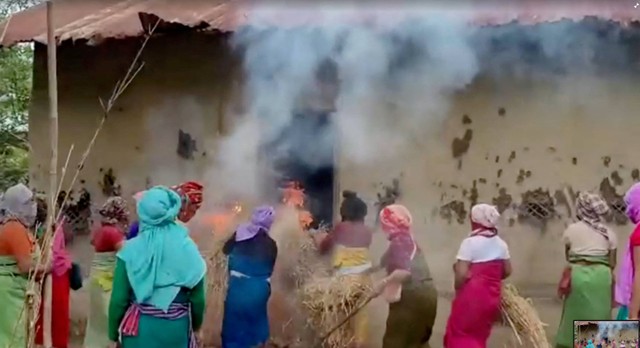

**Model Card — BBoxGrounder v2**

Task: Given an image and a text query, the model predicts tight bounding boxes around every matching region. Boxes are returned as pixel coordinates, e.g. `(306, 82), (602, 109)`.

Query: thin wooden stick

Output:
(0, 14), (12, 46)
(316, 294), (375, 346)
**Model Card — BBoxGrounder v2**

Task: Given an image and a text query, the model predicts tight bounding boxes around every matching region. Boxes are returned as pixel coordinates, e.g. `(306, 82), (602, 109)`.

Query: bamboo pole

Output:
(35, 2), (58, 348)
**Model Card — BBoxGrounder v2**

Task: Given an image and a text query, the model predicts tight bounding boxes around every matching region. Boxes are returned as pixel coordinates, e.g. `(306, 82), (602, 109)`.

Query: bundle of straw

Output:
(500, 283), (551, 348)
(201, 237), (230, 344)
(300, 275), (372, 348)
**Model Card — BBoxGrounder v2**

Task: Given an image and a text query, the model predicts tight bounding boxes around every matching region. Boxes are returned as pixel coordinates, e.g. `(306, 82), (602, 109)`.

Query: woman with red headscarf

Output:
(373, 204), (438, 348)
(127, 181), (203, 239)
(444, 203), (512, 348)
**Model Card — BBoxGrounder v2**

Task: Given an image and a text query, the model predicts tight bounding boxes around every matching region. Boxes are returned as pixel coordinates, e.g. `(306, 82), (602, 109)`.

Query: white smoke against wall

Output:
(211, 2), (632, 199)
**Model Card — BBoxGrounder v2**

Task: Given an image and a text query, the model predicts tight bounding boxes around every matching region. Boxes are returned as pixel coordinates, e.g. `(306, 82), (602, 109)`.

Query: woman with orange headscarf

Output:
(444, 203), (512, 348)
(373, 204), (438, 348)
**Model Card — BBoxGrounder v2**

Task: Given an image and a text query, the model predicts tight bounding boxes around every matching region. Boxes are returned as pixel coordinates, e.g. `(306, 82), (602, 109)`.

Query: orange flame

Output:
(203, 201), (243, 234)
(282, 181), (313, 229)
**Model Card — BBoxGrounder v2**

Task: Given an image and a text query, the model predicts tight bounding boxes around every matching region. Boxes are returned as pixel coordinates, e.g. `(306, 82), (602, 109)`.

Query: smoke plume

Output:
(211, 3), (635, 199)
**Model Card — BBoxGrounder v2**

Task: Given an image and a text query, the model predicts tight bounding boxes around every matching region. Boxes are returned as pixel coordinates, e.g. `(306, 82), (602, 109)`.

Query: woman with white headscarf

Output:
(0, 184), (47, 348)
(444, 203), (512, 348)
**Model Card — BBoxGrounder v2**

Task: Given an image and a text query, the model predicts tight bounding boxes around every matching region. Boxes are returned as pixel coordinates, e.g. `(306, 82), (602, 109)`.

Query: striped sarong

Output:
(119, 302), (197, 348)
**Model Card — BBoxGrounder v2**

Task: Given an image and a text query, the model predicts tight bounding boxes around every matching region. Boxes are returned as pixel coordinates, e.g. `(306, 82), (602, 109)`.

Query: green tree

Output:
(0, 0), (41, 190)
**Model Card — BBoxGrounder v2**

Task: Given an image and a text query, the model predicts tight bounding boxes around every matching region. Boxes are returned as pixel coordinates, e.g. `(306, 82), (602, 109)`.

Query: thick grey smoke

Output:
(212, 3), (634, 198)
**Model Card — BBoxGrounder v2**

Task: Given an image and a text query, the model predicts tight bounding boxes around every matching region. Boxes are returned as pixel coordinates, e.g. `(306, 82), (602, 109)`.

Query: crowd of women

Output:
(0, 179), (638, 348)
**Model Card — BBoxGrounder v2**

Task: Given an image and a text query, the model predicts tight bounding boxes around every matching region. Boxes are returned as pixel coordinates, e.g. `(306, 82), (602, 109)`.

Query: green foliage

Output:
(0, 0), (40, 190)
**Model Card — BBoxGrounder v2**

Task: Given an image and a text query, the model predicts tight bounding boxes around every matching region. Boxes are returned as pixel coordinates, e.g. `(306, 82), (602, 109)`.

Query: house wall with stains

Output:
(337, 75), (640, 289)
(26, 30), (640, 344)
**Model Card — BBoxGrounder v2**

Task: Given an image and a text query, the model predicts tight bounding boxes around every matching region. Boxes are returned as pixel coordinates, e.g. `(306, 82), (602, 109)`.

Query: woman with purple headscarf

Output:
(617, 183), (640, 319)
(221, 205), (278, 348)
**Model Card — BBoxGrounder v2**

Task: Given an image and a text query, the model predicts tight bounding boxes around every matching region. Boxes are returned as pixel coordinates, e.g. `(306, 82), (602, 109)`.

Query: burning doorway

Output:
(265, 110), (336, 229)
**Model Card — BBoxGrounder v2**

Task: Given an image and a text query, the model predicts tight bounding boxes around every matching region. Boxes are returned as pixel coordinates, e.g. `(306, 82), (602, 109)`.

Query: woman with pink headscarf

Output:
(617, 183), (640, 319)
(444, 203), (512, 348)
(373, 204), (438, 348)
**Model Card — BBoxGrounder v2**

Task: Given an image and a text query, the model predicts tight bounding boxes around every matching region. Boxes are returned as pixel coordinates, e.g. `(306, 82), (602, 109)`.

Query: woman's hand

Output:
(372, 278), (389, 297)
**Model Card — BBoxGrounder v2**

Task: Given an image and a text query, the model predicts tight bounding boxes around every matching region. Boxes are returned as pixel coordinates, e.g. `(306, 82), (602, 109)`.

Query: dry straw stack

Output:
(271, 207), (371, 347)
(500, 283), (551, 348)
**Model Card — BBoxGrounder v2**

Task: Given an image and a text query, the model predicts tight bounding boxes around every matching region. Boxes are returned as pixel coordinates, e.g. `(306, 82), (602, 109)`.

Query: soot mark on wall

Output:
(177, 129), (198, 159)
(99, 168), (121, 197)
(599, 178), (627, 225)
(440, 200), (466, 224)
(375, 178), (401, 216)
(451, 129), (473, 159)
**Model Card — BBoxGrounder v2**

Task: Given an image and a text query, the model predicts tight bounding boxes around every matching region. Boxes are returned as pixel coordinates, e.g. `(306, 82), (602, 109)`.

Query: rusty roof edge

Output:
(2, 5), (640, 48)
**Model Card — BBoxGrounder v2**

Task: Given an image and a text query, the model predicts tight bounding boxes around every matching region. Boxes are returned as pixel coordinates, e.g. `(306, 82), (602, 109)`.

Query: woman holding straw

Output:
(84, 196), (130, 348)
(616, 183), (640, 319)
(311, 190), (374, 348)
(556, 192), (617, 348)
(372, 204), (438, 348)
(108, 186), (207, 347)
(0, 184), (47, 348)
(221, 205), (277, 348)
(444, 203), (511, 348)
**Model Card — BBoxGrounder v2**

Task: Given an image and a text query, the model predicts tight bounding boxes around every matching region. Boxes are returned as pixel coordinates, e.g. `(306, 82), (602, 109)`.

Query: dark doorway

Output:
(264, 110), (336, 229)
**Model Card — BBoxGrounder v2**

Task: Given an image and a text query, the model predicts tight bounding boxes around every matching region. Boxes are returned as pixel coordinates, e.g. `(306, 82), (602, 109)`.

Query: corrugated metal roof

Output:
(1, 0), (639, 48)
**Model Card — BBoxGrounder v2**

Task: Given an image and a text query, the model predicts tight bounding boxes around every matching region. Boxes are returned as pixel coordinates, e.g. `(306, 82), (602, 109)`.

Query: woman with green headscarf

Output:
(108, 186), (207, 348)
(0, 183), (47, 348)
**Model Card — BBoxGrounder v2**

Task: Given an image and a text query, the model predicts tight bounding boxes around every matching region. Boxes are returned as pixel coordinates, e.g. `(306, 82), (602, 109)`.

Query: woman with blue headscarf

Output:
(221, 205), (278, 348)
(107, 186), (207, 348)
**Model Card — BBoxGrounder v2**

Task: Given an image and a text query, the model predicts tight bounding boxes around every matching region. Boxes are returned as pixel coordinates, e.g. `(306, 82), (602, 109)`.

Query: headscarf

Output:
(117, 186), (206, 311)
(171, 181), (203, 223)
(98, 196), (130, 227)
(0, 184), (37, 227)
(340, 190), (367, 222)
(624, 183), (640, 224)
(236, 205), (276, 242)
(576, 191), (610, 239)
(587, 340), (595, 348)
(470, 204), (500, 237)
(379, 204), (412, 236)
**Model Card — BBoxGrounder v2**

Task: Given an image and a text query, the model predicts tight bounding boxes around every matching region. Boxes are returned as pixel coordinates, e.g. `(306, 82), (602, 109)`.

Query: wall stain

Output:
(469, 180), (479, 207)
(462, 114), (472, 125)
(492, 188), (513, 214)
(375, 178), (401, 217)
(603, 156), (612, 168)
(498, 107), (506, 116)
(440, 200), (467, 224)
(599, 178), (627, 225)
(495, 156), (500, 163)
(611, 171), (624, 186)
(177, 129), (198, 160)
(478, 178), (487, 184)
(547, 146), (556, 153)
(99, 168), (121, 197)
(572, 157), (578, 165)
(632, 168), (640, 181)
(452, 129), (473, 158)
(508, 151), (516, 163)
(497, 169), (503, 178)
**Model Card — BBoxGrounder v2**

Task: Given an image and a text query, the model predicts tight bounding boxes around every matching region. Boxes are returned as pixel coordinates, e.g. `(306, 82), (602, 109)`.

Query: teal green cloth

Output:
(108, 258), (206, 345)
(617, 305), (629, 320)
(117, 186), (206, 311)
(555, 254), (612, 348)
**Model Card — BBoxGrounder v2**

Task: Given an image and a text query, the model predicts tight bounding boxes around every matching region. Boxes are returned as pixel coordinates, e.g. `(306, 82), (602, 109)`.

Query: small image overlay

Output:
(574, 320), (640, 348)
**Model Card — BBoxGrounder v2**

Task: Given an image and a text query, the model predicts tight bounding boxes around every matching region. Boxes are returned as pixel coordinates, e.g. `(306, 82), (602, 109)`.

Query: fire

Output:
(282, 181), (313, 229)
(203, 201), (244, 234)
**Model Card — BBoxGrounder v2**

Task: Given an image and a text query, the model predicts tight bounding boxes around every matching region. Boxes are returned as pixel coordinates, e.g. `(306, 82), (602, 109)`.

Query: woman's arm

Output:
(454, 260), (470, 290)
(189, 276), (206, 332)
(108, 258), (132, 342)
(628, 246), (640, 319)
(503, 259), (512, 279)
